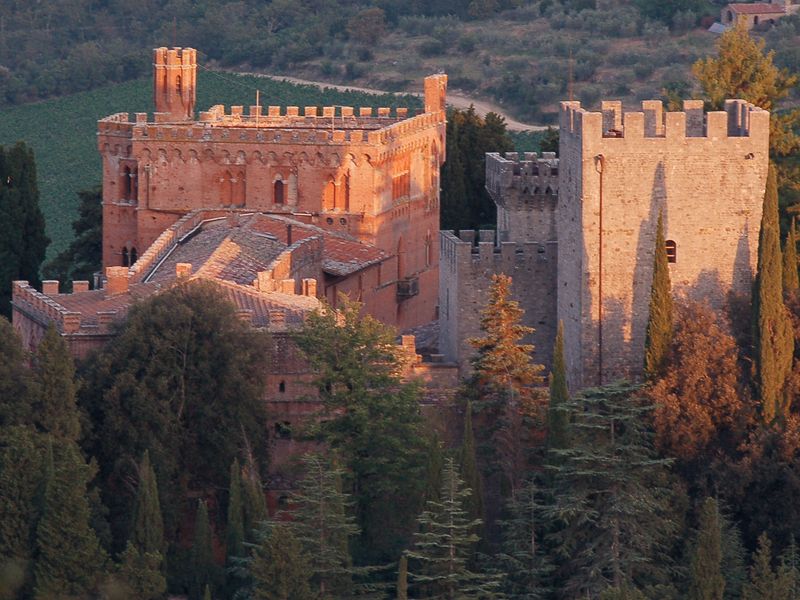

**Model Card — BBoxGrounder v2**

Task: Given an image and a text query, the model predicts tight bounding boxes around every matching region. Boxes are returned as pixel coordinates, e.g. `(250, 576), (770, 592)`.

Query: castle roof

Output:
(728, 3), (786, 14)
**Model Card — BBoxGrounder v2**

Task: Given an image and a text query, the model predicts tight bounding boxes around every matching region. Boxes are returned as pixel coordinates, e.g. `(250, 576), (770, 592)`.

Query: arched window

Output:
(666, 240), (677, 264)
(323, 179), (335, 210)
(343, 173), (350, 211)
(122, 166), (132, 200)
(130, 247), (138, 265)
(221, 170), (233, 206)
(130, 168), (138, 203)
(176, 74), (182, 97)
(727, 10), (733, 22)
(274, 179), (285, 204)
(121, 247), (129, 267)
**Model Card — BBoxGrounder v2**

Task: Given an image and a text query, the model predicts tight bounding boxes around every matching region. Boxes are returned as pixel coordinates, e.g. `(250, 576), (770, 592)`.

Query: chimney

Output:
(105, 266), (129, 296)
(42, 280), (59, 295)
(72, 281), (90, 293)
(176, 263), (192, 278)
(280, 279), (295, 294)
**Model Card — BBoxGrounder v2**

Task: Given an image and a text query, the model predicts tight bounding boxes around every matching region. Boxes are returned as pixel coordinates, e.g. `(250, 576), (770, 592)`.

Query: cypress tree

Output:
(422, 431), (444, 505)
(644, 212), (673, 380)
(721, 509), (748, 600)
(743, 533), (792, 600)
(688, 497), (725, 600)
(249, 522), (313, 600)
(32, 324), (80, 440)
(753, 163), (794, 424)
(227, 459), (244, 560)
(190, 500), (218, 600)
(203, 584), (212, 600)
(397, 554), (408, 600)
(116, 541), (167, 600)
(459, 402), (484, 526)
(547, 321), (570, 451)
(241, 462), (267, 544)
(130, 450), (164, 557)
(784, 219), (799, 295)
(0, 316), (35, 428)
(33, 438), (107, 598)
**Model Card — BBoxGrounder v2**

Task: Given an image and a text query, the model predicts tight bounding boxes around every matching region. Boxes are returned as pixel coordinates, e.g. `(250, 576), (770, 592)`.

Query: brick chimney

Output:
(176, 263), (192, 278)
(72, 281), (90, 293)
(105, 266), (129, 296)
(42, 280), (59, 295)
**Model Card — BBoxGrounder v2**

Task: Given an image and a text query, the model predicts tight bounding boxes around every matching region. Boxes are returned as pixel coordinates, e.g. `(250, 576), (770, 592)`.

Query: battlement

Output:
(439, 230), (555, 269)
(560, 98), (769, 140)
(486, 151), (559, 199)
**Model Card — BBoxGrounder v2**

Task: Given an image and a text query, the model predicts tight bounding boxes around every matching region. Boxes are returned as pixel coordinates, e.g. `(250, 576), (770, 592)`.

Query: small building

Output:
(720, 1), (800, 29)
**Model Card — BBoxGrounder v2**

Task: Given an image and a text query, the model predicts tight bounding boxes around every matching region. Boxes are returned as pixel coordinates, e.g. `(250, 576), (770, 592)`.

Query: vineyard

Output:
(0, 71), (420, 258)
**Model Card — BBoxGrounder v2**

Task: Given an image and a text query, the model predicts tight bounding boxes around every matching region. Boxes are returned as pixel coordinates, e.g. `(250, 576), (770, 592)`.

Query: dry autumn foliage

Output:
(648, 301), (749, 461)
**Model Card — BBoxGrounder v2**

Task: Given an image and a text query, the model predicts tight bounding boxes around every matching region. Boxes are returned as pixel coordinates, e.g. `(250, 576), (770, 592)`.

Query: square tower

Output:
(557, 99), (770, 389)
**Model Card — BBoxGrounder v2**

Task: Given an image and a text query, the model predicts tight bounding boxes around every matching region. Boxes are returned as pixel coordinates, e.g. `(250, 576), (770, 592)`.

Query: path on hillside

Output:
(239, 72), (549, 132)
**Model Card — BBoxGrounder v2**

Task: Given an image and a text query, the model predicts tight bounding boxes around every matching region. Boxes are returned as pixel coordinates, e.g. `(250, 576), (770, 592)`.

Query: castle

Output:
(440, 98), (770, 390)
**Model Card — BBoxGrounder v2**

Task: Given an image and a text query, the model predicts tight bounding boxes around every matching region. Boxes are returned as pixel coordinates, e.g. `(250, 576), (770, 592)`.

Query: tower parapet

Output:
(153, 47), (197, 121)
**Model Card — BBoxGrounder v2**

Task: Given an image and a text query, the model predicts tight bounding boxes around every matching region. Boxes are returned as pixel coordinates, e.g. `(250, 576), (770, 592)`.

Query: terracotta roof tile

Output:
(729, 3), (786, 14)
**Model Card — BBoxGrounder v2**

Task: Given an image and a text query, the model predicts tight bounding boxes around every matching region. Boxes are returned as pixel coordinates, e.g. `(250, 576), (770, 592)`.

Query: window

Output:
(323, 179), (335, 210)
(130, 247), (138, 265)
(122, 166), (132, 200)
(278, 380), (286, 393)
(754, 15), (759, 25)
(176, 74), (182, 97)
(666, 240), (677, 263)
(274, 179), (285, 204)
(274, 421), (292, 440)
(122, 247), (129, 267)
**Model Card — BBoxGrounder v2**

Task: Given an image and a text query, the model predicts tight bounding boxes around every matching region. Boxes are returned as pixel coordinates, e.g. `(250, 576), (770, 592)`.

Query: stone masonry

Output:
(440, 99), (770, 391)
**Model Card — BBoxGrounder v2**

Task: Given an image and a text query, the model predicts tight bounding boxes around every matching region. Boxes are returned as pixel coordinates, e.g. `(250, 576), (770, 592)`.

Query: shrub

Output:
(419, 38), (446, 57)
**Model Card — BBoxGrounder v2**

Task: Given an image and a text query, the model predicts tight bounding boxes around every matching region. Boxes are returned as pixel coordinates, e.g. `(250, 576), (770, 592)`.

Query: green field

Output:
(0, 72), (420, 259)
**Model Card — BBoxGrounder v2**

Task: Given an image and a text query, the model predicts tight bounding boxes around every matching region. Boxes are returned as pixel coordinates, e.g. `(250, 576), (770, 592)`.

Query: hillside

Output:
(0, 73), (419, 258)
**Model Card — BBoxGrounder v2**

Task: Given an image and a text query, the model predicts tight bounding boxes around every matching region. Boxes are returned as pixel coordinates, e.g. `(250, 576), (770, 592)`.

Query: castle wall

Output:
(558, 99), (769, 389)
(438, 230), (557, 376)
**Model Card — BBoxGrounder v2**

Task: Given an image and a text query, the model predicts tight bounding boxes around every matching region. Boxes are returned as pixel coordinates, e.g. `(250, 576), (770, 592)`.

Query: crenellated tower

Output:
(153, 47), (197, 121)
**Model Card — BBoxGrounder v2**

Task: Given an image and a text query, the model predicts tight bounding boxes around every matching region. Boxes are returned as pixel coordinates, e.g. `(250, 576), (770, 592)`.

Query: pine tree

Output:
(397, 554), (408, 600)
(545, 383), (676, 597)
(130, 450), (164, 557)
(721, 509), (748, 600)
(743, 533), (792, 600)
(644, 212), (674, 380)
(406, 457), (499, 599)
(753, 163), (794, 424)
(116, 541), (167, 600)
(688, 497), (725, 600)
(249, 522), (314, 600)
(190, 500), (218, 600)
(496, 477), (551, 599)
(31, 324), (80, 440)
(33, 438), (107, 598)
(227, 459), (245, 560)
(0, 317), (35, 428)
(0, 142), (49, 317)
(290, 454), (360, 599)
(241, 461), (267, 544)
(780, 535), (800, 600)
(459, 402), (484, 526)
(547, 321), (570, 451)
(784, 219), (799, 295)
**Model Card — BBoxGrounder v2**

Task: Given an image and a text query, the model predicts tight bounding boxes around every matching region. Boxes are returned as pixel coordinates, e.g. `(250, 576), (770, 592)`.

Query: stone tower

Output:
(557, 99), (770, 389)
(153, 47), (197, 121)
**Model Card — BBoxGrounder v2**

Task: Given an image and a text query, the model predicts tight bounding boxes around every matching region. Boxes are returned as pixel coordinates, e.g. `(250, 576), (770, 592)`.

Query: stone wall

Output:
(558, 99), (770, 389)
(438, 230), (557, 376)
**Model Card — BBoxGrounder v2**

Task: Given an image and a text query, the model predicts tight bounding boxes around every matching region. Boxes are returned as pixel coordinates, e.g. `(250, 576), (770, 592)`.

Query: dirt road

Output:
(240, 72), (549, 132)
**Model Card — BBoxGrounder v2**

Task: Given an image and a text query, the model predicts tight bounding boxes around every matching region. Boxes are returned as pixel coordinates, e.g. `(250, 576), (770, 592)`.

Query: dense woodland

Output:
(1, 18), (800, 600)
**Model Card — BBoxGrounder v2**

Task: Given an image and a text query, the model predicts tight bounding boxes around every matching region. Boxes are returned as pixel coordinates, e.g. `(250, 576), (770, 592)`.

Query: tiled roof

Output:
(729, 3), (786, 14)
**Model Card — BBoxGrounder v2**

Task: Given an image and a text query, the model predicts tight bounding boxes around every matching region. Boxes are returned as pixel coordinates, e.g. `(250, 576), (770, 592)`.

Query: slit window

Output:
(278, 380), (286, 393)
(274, 179), (285, 204)
(666, 240), (677, 263)
(122, 247), (129, 267)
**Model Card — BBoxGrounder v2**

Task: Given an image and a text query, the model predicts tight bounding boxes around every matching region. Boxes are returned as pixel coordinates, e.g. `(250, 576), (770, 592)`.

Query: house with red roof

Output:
(721, 0), (800, 29)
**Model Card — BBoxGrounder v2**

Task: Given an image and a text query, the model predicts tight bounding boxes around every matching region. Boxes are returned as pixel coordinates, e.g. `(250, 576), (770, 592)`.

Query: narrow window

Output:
(130, 247), (138, 265)
(274, 179), (285, 204)
(278, 380), (286, 393)
(666, 240), (677, 264)
(121, 247), (129, 267)
(754, 15), (759, 25)
(122, 166), (132, 200)
(323, 179), (335, 210)
(176, 74), (182, 97)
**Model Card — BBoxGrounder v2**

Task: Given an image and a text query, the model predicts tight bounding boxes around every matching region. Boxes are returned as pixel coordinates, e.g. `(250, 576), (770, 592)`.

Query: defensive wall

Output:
(558, 98), (769, 388)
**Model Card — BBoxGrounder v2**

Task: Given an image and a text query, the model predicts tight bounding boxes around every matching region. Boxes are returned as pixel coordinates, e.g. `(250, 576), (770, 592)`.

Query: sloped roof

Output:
(729, 3), (786, 14)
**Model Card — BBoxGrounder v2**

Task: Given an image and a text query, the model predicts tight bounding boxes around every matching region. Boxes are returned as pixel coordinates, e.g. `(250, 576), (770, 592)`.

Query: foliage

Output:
(42, 186), (102, 289)
(241, 459), (268, 546)
(406, 457), (499, 599)
(636, 0), (703, 26)
(648, 302), (746, 461)
(249, 523), (314, 600)
(548, 321), (570, 451)
(294, 297), (427, 563)
(459, 402), (484, 527)
(397, 554), (408, 600)
(785, 219), (799, 295)
(33, 438), (107, 598)
(0, 142), (48, 316)
(115, 541), (167, 600)
(190, 501), (219, 600)
(0, 317), (35, 428)
(80, 280), (270, 546)
(743, 533), (793, 600)
(440, 107), (515, 231)
(688, 497), (725, 600)
(226, 459), (244, 562)
(644, 212), (674, 380)
(546, 383), (676, 598)
(753, 163), (794, 424)
(130, 450), (164, 558)
(31, 324), (81, 441)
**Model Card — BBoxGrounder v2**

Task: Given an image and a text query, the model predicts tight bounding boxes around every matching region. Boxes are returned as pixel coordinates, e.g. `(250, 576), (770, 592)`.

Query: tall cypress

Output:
(743, 533), (792, 599)
(190, 500), (217, 600)
(0, 316), (35, 428)
(547, 321), (569, 451)
(32, 325), (80, 441)
(130, 450), (164, 557)
(397, 554), (408, 600)
(248, 522), (313, 600)
(688, 497), (725, 600)
(784, 218), (799, 295)
(226, 459), (244, 560)
(753, 162), (794, 424)
(459, 402), (484, 527)
(644, 212), (673, 380)
(241, 463), (267, 544)
(33, 438), (107, 597)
